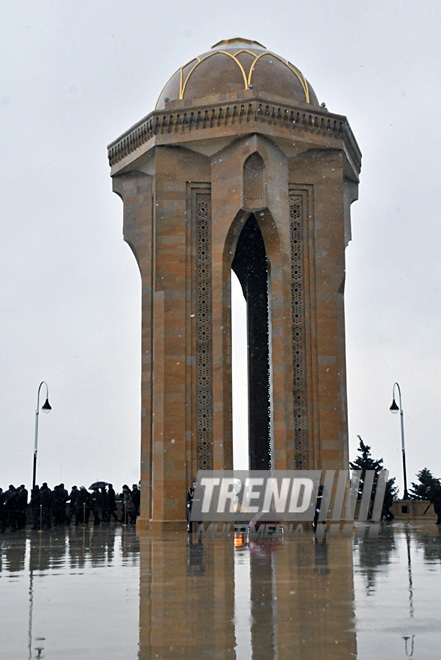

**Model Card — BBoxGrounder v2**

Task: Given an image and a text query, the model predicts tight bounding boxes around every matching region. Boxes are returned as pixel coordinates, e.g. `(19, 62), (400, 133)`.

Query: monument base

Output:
(136, 517), (187, 533)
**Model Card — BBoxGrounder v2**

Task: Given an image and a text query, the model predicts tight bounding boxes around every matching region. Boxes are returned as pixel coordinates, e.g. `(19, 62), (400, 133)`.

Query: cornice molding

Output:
(108, 98), (361, 173)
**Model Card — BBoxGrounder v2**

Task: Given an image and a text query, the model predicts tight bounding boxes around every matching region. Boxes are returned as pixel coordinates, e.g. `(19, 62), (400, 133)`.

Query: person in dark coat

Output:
(100, 486), (109, 522)
(430, 485), (441, 525)
(77, 487), (90, 524)
(131, 484), (140, 517)
(59, 484), (69, 522)
(186, 478), (197, 533)
(89, 487), (101, 525)
(66, 486), (79, 525)
(40, 483), (52, 529)
(0, 488), (6, 533)
(107, 485), (118, 522)
(4, 485), (18, 531)
(381, 487), (395, 521)
(52, 485), (67, 525)
(17, 485), (28, 529)
(313, 483), (325, 532)
(31, 485), (42, 529)
(120, 485), (136, 524)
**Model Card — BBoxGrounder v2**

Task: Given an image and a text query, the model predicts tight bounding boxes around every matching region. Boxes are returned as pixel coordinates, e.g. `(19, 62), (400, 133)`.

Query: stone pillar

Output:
(112, 172), (154, 526)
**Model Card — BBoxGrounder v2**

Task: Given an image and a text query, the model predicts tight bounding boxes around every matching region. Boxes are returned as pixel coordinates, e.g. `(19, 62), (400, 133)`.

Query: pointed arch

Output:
(223, 207), (283, 470)
(243, 152), (265, 209)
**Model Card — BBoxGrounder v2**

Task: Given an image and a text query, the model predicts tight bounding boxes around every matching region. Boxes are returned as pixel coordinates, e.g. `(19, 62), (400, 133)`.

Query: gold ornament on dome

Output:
(155, 38), (312, 109)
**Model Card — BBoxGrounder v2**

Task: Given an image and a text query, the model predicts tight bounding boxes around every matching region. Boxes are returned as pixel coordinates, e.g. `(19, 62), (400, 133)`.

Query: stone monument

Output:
(108, 38), (361, 529)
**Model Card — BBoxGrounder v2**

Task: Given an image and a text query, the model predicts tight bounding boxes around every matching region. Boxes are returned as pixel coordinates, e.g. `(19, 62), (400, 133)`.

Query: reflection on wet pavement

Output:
(0, 526), (140, 660)
(0, 522), (440, 658)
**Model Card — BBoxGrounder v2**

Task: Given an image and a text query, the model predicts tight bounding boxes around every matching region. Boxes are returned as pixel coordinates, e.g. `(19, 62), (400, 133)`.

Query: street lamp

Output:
(390, 382), (408, 500)
(33, 381), (52, 489)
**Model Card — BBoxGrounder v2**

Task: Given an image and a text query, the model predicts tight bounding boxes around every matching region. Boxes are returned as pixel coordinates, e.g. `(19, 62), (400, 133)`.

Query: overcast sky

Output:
(1, 1), (440, 494)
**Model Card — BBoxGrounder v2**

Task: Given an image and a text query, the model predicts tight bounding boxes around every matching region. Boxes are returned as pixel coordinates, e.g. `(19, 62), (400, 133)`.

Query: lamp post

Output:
(33, 381), (52, 490)
(390, 382), (408, 500)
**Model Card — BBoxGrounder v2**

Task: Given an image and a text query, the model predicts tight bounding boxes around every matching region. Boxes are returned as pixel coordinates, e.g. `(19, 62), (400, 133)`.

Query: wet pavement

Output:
(0, 522), (440, 658)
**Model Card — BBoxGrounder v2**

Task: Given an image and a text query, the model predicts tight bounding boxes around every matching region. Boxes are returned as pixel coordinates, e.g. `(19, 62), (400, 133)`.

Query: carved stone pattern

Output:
(289, 194), (309, 469)
(108, 99), (361, 172)
(196, 194), (212, 470)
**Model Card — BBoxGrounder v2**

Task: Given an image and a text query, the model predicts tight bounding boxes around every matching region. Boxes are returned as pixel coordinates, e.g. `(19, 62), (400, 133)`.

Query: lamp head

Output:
(390, 399), (399, 414)
(42, 398), (52, 413)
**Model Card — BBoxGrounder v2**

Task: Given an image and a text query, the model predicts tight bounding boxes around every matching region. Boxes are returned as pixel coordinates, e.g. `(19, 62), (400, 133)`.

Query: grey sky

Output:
(1, 1), (440, 493)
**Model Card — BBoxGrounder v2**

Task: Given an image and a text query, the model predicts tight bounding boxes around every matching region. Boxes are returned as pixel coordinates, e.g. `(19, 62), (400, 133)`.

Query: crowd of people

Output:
(0, 482), (140, 532)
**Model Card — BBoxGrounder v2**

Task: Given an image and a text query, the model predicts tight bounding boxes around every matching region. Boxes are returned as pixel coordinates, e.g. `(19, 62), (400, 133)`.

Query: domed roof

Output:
(155, 38), (319, 110)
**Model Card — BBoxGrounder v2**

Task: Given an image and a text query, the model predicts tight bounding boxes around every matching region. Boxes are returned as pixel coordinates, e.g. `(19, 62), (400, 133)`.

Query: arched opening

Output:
(231, 214), (272, 470)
